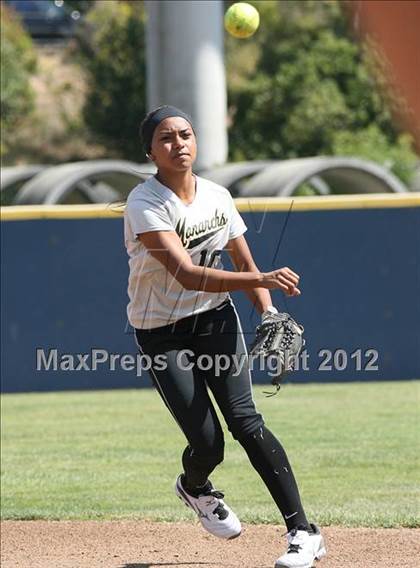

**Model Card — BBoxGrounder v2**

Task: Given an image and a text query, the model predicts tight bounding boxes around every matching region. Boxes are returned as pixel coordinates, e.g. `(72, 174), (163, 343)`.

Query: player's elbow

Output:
(176, 266), (217, 291)
(178, 276), (196, 291)
(172, 265), (200, 291)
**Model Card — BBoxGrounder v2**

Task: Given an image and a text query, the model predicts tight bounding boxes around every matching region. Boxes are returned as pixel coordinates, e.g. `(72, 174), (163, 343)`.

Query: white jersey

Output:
(124, 175), (247, 329)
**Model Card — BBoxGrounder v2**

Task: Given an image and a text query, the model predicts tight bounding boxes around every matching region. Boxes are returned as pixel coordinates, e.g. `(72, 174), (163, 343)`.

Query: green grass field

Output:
(1, 381), (419, 527)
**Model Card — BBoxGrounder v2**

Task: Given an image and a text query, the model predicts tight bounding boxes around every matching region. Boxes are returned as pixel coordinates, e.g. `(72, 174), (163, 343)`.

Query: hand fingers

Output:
(277, 267), (300, 286)
(288, 287), (301, 296)
(285, 274), (299, 287)
(276, 274), (298, 292)
(283, 266), (300, 280)
(277, 282), (301, 296)
(265, 270), (301, 294)
(275, 274), (301, 295)
(284, 286), (301, 295)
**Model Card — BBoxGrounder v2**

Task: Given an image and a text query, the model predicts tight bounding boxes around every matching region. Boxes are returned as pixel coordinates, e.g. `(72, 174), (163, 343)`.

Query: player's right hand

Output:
(263, 267), (301, 296)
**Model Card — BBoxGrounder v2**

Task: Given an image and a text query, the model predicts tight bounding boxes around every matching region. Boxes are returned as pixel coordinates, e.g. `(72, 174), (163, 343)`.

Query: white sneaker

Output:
(175, 474), (241, 540)
(275, 524), (326, 568)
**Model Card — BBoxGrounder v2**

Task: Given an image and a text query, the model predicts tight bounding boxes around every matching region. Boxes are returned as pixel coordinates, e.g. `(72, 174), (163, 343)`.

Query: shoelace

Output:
(279, 528), (300, 554)
(285, 527), (311, 554)
(205, 489), (224, 499)
(200, 489), (228, 520)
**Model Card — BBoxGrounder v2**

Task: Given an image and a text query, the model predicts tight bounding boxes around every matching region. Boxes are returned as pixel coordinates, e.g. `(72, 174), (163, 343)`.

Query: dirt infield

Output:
(1, 520), (419, 568)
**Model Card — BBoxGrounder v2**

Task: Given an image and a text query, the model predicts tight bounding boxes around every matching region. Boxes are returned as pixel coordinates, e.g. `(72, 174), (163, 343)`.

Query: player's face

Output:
(150, 117), (197, 172)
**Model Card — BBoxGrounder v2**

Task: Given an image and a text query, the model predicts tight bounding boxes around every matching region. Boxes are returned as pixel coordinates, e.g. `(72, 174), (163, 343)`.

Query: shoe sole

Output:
(315, 545), (327, 560)
(315, 535), (327, 561)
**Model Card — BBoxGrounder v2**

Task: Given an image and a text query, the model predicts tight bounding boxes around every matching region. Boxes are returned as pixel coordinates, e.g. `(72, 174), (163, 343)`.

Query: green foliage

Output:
(76, 1), (146, 160)
(64, 0), (93, 14)
(332, 125), (417, 186)
(226, 0), (417, 183)
(0, 6), (36, 156)
(70, 0), (417, 179)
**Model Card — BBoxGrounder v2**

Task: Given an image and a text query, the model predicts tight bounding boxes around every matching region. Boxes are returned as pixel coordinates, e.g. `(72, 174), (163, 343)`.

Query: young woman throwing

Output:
(124, 106), (326, 568)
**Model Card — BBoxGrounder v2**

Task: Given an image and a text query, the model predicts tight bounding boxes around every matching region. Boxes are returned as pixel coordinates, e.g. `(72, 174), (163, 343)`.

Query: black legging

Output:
(135, 299), (309, 531)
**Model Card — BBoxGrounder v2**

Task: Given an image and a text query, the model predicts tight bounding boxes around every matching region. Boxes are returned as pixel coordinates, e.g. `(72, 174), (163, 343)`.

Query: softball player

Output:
(124, 106), (326, 568)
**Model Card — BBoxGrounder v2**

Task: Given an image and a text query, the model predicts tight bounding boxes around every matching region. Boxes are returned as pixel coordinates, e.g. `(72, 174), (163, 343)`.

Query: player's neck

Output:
(156, 169), (196, 205)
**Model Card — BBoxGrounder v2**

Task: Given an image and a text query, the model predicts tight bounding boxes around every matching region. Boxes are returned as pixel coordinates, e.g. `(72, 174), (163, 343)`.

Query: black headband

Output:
(140, 105), (194, 153)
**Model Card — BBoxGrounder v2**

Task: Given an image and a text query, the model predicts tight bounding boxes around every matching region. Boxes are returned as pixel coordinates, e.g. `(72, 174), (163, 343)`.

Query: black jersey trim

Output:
(186, 228), (224, 249)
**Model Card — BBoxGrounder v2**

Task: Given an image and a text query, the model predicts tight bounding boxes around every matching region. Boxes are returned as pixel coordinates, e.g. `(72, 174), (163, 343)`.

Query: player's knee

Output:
(205, 440), (225, 467)
(228, 414), (264, 441)
(182, 440), (225, 470)
(209, 445), (225, 467)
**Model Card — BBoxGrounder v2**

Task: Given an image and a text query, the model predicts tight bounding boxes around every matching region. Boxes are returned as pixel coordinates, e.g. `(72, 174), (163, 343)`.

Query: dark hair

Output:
(140, 105), (194, 153)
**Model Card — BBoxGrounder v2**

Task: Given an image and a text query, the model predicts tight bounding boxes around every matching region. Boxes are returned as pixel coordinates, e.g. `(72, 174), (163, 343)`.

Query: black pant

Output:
(135, 299), (309, 530)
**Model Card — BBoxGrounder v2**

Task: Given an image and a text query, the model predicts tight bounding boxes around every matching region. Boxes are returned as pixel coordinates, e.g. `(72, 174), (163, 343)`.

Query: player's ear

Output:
(146, 152), (155, 162)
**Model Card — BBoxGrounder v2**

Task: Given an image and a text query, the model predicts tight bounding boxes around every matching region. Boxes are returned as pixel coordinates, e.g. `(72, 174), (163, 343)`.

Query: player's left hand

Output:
(249, 310), (305, 395)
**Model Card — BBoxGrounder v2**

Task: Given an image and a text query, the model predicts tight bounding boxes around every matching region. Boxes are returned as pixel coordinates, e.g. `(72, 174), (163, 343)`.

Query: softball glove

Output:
(249, 311), (305, 394)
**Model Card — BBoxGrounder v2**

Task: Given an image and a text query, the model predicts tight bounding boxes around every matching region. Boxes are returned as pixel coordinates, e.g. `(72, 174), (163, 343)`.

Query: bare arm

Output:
(137, 231), (300, 294)
(226, 235), (300, 314)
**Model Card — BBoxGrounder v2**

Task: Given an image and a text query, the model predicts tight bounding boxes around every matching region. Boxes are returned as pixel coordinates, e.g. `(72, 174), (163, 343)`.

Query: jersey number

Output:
(198, 249), (222, 268)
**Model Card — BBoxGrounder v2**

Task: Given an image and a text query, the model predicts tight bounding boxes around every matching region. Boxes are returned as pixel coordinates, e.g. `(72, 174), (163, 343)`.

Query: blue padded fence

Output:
(1, 195), (419, 392)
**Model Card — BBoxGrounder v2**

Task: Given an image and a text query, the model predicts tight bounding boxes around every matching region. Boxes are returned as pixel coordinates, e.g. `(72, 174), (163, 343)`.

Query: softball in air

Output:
(224, 2), (260, 39)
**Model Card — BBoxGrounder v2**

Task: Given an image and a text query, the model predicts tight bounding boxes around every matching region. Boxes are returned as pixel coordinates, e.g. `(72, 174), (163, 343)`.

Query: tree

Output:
(64, 0), (93, 15)
(0, 6), (36, 156)
(225, 0), (417, 183)
(75, 1), (147, 160)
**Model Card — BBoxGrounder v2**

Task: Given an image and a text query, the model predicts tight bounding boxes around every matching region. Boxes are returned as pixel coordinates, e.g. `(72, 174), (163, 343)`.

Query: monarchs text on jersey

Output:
(124, 175), (247, 329)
